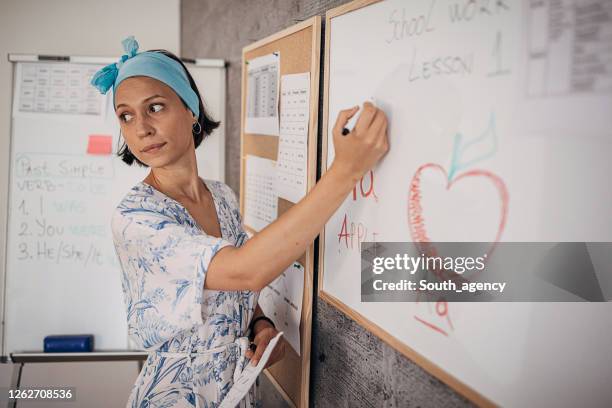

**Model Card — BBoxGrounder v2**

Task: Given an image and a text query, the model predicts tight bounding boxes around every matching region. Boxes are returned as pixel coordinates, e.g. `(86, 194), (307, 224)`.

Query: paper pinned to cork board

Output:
(258, 262), (304, 356)
(276, 72), (310, 203)
(244, 154), (278, 232)
(245, 52), (280, 136)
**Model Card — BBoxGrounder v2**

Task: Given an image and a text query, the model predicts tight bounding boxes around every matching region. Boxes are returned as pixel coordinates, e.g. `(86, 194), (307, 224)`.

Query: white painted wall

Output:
(0, 1), (180, 405)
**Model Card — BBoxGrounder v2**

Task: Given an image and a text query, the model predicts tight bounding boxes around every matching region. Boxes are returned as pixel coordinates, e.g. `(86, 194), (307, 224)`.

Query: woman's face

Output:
(114, 76), (196, 168)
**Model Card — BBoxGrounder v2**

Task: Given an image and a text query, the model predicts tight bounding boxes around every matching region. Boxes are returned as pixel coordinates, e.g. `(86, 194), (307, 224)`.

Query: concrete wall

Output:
(0, 1), (180, 406)
(182, 1), (473, 407)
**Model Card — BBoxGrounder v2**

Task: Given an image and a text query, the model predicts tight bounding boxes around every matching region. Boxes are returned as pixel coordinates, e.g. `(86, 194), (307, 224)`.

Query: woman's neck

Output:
(144, 155), (206, 203)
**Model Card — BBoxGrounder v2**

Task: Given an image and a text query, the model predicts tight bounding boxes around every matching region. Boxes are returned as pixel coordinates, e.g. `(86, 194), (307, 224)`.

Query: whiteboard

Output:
(3, 57), (226, 356)
(189, 59), (227, 183)
(321, 1), (612, 407)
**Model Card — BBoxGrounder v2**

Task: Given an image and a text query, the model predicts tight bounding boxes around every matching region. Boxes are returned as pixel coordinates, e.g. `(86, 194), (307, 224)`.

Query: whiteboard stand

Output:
(2, 53), (227, 406)
(7, 351), (148, 408)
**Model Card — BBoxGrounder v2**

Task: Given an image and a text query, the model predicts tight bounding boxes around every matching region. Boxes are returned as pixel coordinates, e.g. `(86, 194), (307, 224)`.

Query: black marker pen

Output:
(342, 98), (377, 136)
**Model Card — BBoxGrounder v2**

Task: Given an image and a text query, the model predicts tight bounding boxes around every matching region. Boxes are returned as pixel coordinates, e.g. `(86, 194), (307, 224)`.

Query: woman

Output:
(92, 36), (388, 407)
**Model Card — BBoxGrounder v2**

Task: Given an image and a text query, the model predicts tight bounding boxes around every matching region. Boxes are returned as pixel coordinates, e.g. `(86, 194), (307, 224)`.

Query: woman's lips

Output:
(141, 142), (167, 153)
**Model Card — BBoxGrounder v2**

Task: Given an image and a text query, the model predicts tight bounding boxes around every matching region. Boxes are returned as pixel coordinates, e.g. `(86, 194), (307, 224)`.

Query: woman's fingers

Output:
(380, 121), (389, 150)
(369, 110), (388, 141)
(333, 106), (359, 136)
(265, 341), (286, 368)
(330, 100), (389, 184)
(251, 338), (270, 366)
(248, 333), (286, 367)
(354, 102), (378, 136)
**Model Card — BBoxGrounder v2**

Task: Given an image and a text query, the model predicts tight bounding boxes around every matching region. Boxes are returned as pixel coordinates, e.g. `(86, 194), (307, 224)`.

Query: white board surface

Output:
(189, 59), (227, 183)
(322, 1), (612, 406)
(3, 58), (226, 356)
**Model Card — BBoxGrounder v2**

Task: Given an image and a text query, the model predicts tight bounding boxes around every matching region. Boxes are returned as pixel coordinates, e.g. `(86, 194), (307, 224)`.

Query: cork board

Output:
(240, 16), (321, 408)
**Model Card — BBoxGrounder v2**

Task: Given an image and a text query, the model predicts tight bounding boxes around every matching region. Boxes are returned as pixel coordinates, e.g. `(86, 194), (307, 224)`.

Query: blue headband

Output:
(90, 36), (200, 118)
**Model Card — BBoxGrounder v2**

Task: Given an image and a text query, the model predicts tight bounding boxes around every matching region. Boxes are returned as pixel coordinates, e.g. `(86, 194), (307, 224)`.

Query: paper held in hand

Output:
(219, 331), (284, 408)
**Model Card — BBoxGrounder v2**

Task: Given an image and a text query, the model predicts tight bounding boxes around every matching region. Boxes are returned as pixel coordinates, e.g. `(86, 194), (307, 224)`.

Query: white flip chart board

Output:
(320, 1), (612, 406)
(189, 59), (227, 183)
(3, 56), (226, 356)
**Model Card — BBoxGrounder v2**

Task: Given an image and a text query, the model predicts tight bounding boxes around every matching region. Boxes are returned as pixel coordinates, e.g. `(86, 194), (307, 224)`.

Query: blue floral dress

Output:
(111, 178), (259, 408)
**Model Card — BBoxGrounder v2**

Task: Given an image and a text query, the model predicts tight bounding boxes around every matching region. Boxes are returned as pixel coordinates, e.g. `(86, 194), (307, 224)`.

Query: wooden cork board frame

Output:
(317, 1), (493, 407)
(240, 16), (321, 408)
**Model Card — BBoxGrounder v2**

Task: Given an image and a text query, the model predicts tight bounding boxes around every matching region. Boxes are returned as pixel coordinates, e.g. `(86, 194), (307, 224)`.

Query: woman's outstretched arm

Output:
(205, 102), (389, 291)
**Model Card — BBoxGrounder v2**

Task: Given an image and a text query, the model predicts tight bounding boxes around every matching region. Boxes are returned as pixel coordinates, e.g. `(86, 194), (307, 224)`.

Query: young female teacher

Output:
(91, 36), (388, 407)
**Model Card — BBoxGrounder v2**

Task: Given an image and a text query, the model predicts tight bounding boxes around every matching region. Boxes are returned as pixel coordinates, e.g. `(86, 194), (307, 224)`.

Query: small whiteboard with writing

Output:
(320, 1), (612, 407)
(3, 57), (226, 356)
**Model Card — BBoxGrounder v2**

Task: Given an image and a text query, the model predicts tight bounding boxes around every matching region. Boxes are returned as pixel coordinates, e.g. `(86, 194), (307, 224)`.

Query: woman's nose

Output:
(135, 114), (155, 138)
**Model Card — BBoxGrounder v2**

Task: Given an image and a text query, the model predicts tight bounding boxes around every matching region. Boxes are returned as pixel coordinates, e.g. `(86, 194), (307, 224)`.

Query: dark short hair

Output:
(117, 49), (220, 166)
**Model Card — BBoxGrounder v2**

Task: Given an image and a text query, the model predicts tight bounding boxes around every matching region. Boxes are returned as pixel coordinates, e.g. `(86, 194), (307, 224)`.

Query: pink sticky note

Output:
(87, 135), (112, 155)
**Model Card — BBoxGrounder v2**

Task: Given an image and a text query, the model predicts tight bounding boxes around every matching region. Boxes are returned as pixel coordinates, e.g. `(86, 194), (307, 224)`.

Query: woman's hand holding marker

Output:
(331, 102), (389, 184)
(207, 101), (390, 294)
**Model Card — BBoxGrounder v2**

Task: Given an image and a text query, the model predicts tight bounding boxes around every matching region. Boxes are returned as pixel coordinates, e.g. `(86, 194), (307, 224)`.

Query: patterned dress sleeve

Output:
(111, 200), (233, 351)
(216, 182), (250, 248)
(224, 184), (250, 238)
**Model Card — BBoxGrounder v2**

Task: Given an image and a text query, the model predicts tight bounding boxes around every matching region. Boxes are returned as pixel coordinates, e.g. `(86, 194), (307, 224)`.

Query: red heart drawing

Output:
(408, 163), (509, 280)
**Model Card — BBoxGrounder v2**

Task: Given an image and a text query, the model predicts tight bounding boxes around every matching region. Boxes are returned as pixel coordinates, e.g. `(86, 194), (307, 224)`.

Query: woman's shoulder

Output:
(111, 181), (190, 238)
(113, 182), (158, 217)
(204, 179), (239, 208)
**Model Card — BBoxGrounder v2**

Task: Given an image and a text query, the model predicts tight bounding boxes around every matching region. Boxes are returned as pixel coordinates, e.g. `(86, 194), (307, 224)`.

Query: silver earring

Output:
(193, 121), (202, 135)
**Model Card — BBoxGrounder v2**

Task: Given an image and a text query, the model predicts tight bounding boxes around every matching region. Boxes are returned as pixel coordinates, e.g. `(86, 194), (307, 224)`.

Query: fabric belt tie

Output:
(152, 336), (252, 407)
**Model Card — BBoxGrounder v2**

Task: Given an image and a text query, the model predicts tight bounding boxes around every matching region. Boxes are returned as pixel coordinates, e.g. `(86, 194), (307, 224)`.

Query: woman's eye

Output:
(120, 112), (133, 122)
(119, 104), (163, 122)
(150, 103), (164, 113)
